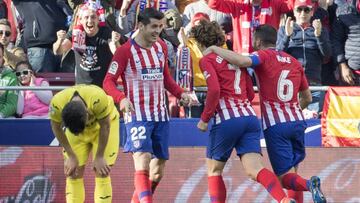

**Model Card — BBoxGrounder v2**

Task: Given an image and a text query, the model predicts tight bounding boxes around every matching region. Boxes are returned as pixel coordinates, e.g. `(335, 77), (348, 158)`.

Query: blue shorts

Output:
(124, 121), (169, 160)
(207, 116), (262, 162)
(264, 121), (307, 176)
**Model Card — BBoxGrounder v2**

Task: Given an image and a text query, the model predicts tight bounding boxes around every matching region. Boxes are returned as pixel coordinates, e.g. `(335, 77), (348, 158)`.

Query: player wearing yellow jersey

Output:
(49, 85), (119, 203)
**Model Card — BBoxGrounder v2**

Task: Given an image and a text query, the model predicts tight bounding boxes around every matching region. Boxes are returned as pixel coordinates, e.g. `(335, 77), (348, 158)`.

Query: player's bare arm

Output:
(204, 46), (253, 68)
(93, 115), (112, 177)
(50, 120), (78, 176)
(299, 89), (312, 109)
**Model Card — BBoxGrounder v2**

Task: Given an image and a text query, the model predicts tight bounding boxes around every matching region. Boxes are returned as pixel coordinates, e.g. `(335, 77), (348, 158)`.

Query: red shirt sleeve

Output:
(299, 68), (309, 91)
(208, 0), (244, 15)
(103, 44), (129, 103)
(161, 41), (184, 99)
(199, 57), (221, 123)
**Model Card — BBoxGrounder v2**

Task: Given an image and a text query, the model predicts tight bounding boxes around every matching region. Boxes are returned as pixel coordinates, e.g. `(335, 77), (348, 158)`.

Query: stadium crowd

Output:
(0, 0), (359, 119)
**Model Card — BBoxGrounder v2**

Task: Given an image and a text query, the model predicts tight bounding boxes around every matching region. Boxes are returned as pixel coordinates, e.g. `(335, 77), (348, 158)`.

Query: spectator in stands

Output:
(53, 1), (121, 88)
(0, 18), (26, 70)
(0, 43), (18, 118)
(182, 0), (231, 36)
(276, 0), (331, 115)
(118, 0), (178, 35)
(13, 0), (69, 72)
(15, 61), (52, 118)
(332, 0), (360, 86)
(208, 0), (294, 55)
(177, 13), (210, 118)
(68, 0), (120, 33)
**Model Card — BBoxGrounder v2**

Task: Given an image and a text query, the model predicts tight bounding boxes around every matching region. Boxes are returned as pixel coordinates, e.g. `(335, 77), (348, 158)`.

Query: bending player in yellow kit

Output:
(49, 85), (119, 203)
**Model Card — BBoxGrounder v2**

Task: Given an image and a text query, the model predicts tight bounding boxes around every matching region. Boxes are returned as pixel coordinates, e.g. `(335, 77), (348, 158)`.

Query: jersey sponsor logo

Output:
(93, 99), (100, 106)
(216, 56), (223, 64)
(276, 55), (291, 64)
(261, 7), (272, 15)
(108, 61), (118, 75)
(141, 68), (163, 80)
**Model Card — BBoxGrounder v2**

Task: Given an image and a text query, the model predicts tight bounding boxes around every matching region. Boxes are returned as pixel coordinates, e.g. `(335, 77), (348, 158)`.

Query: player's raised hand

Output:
(313, 19), (322, 37)
(64, 155), (79, 177)
(119, 98), (135, 113)
(285, 17), (294, 37)
(197, 119), (208, 132)
(93, 157), (111, 177)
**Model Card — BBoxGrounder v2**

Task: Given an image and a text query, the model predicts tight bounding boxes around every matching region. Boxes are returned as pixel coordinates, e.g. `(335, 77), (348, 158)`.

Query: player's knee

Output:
(150, 172), (163, 182)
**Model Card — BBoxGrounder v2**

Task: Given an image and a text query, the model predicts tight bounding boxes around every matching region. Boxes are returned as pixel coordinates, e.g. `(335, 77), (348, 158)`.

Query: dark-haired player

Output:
(192, 20), (295, 203)
(206, 24), (326, 203)
(49, 84), (119, 203)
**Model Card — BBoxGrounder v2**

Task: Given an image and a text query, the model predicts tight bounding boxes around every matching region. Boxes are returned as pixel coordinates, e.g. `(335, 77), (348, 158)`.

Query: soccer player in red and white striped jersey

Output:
(206, 24), (327, 203)
(103, 8), (194, 203)
(194, 20), (296, 203)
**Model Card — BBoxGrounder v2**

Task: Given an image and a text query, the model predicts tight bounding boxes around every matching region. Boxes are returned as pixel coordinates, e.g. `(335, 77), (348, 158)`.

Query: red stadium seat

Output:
(36, 72), (75, 86)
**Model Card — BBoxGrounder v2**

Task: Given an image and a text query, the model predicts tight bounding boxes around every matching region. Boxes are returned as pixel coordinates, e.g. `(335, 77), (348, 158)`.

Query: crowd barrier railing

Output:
(0, 86), (330, 91)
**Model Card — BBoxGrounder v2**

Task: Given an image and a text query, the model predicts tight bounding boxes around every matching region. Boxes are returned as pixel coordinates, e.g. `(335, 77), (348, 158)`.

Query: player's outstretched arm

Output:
(204, 46), (253, 68)
(93, 115), (111, 177)
(50, 120), (78, 176)
(299, 89), (312, 110)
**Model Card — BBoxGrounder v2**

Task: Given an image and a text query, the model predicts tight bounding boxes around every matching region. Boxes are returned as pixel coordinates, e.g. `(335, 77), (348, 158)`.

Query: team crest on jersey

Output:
(108, 62), (118, 75)
(203, 71), (210, 79)
(49, 104), (58, 116)
(157, 52), (164, 62)
(216, 56), (223, 64)
(133, 140), (140, 148)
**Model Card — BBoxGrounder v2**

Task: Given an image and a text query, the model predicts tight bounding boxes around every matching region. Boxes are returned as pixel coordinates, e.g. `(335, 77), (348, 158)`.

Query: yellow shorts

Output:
(63, 110), (119, 166)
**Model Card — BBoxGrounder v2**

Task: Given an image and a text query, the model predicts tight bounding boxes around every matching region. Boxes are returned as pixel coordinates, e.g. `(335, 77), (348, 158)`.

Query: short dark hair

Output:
(137, 8), (164, 26)
(253, 25), (277, 46)
(62, 101), (87, 134)
(0, 18), (11, 27)
(15, 61), (33, 71)
(191, 20), (225, 48)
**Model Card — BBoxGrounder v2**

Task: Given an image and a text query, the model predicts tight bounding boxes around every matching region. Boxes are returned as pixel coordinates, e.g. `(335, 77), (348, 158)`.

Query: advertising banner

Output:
(1, 147), (359, 202)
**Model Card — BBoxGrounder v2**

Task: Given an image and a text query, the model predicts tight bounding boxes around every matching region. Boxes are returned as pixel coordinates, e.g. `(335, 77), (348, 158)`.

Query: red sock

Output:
(288, 190), (303, 203)
(256, 168), (286, 202)
(131, 190), (140, 203)
(208, 175), (226, 203)
(282, 173), (309, 191)
(135, 170), (152, 203)
(150, 180), (159, 193)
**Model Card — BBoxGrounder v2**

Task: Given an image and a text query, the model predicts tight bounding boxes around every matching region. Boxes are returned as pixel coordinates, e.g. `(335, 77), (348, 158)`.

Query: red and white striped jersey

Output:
(199, 53), (256, 124)
(251, 48), (309, 129)
(103, 39), (183, 122)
